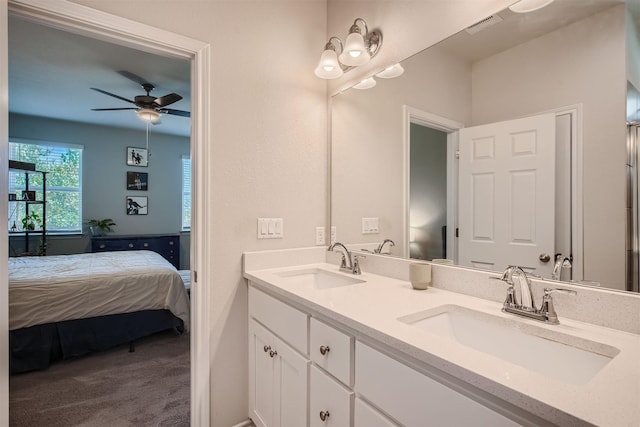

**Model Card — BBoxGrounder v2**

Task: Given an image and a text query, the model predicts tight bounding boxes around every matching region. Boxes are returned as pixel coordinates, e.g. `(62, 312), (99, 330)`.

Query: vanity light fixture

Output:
(509, 0), (555, 13)
(137, 108), (160, 123)
(353, 77), (377, 90)
(376, 63), (404, 79)
(314, 37), (344, 79)
(315, 18), (382, 79)
(339, 18), (382, 66)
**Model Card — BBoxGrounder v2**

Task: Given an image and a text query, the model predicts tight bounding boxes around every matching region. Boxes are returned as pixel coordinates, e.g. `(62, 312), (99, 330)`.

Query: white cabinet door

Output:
(276, 335), (309, 427)
(310, 365), (353, 427)
(355, 341), (521, 427)
(458, 113), (556, 276)
(354, 398), (398, 427)
(249, 319), (310, 427)
(250, 320), (278, 427)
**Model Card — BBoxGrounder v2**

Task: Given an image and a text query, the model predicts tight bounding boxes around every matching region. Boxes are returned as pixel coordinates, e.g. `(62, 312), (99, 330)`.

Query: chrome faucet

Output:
(375, 239), (395, 254)
(495, 265), (577, 324)
(328, 242), (364, 275)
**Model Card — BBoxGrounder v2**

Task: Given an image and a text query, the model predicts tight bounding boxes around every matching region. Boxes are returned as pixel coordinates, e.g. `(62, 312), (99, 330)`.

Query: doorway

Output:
(1, 1), (211, 425)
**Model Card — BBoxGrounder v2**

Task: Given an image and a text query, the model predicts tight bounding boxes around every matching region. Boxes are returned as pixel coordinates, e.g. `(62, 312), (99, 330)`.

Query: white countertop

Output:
(244, 262), (640, 427)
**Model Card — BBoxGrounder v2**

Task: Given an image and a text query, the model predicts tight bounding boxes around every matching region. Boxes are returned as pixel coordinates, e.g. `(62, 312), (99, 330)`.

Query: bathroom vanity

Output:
(244, 247), (640, 427)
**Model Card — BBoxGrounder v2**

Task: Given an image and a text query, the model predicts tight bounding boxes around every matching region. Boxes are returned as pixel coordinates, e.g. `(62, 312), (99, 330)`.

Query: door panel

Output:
(459, 113), (556, 276)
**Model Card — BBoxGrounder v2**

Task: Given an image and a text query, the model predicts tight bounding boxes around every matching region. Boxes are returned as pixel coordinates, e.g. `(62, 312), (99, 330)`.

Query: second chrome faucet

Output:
(496, 265), (576, 325)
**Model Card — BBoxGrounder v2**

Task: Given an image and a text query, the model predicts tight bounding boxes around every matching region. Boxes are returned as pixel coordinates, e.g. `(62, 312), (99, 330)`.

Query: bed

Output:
(9, 250), (190, 373)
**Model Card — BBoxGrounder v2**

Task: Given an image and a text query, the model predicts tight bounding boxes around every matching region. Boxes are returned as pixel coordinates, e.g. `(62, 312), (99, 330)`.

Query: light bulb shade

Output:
(137, 108), (160, 122)
(376, 63), (404, 79)
(339, 32), (370, 66)
(315, 48), (343, 79)
(509, 0), (554, 13)
(353, 77), (376, 90)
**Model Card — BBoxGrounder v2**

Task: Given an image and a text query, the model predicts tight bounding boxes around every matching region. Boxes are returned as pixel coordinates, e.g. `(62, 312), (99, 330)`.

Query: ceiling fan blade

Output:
(90, 88), (136, 105)
(161, 108), (191, 118)
(117, 70), (153, 88)
(154, 93), (183, 107)
(91, 107), (139, 111)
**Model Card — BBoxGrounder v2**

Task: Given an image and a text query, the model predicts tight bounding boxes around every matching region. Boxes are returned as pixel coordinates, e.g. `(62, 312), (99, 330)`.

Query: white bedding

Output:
(9, 250), (190, 332)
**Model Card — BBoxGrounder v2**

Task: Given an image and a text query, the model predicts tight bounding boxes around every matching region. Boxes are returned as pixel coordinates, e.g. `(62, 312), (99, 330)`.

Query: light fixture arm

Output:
(325, 36), (343, 55)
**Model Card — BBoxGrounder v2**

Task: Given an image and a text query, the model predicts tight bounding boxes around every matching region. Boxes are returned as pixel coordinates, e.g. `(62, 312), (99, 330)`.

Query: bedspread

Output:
(9, 250), (190, 332)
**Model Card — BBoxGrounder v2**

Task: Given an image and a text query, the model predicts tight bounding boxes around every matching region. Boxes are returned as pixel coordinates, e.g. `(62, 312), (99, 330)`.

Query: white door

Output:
(458, 113), (556, 276)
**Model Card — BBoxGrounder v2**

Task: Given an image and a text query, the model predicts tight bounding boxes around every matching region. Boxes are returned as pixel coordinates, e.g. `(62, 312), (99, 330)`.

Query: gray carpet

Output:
(9, 330), (190, 427)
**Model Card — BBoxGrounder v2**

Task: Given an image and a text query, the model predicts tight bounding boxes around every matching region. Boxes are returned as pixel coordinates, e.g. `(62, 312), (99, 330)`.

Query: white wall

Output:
(471, 5), (627, 289)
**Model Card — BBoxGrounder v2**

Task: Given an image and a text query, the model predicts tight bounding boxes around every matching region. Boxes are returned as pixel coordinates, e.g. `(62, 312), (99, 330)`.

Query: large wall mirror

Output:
(331, 0), (640, 293)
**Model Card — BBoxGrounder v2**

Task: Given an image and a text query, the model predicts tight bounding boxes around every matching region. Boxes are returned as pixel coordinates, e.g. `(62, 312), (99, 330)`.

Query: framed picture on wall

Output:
(126, 196), (148, 215)
(126, 171), (148, 191)
(126, 147), (148, 167)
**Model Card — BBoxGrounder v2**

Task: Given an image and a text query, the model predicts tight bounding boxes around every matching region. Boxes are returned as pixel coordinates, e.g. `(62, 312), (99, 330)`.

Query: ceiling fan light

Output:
(137, 108), (160, 123)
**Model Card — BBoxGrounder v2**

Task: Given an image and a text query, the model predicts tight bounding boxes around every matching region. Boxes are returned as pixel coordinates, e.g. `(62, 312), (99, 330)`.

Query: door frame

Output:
(402, 106), (463, 261)
(1, 1), (212, 425)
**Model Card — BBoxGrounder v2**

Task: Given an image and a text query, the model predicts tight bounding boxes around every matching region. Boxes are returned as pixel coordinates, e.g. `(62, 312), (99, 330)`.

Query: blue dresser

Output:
(91, 234), (180, 269)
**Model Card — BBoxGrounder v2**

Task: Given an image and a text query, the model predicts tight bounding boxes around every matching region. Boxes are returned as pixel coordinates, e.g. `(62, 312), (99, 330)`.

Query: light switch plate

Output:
(362, 217), (379, 234)
(257, 218), (283, 239)
(330, 226), (337, 244)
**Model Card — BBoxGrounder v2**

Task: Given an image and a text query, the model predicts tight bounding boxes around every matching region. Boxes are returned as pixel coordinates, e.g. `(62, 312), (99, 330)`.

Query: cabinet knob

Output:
(128, 243), (134, 248)
(263, 345), (271, 353)
(319, 411), (330, 422)
(169, 241), (174, 245)
(319, 345), (331, 356)
(143, 243), (149, 247)
(99, 244), (106, 249)
(269, 350), (278, 358)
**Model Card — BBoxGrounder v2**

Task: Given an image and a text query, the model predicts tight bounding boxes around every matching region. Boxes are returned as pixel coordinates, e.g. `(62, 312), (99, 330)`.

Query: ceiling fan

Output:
(91, 70), (190, 123)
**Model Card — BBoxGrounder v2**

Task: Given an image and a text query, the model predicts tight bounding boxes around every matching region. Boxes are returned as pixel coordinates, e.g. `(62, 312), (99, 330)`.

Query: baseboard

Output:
(231, 419), (253, 427)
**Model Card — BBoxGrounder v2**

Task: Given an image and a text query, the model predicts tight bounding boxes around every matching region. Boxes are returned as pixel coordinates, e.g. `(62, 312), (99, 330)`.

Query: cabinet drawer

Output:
(354, 398), (398, 427)
(249, 286), (308, 355)
(310, 365), (353, 427)
(355, 342), (520, 427)
(310, 317), (353, 386)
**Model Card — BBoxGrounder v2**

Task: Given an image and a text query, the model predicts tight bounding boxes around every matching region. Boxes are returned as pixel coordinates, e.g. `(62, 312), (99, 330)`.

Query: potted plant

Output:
(87, 218), (116, 236)
(21, 211), (42, 231)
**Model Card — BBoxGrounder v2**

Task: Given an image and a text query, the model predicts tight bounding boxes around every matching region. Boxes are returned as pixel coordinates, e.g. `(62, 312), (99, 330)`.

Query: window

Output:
(9, 140), (83, 234)
(182, 156), (191, 231)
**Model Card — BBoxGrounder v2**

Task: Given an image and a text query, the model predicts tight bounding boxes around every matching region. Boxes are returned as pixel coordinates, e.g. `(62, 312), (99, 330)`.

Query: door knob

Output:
(539, 253), (551, 263)
(319, 411), (330, 422)
(319, 345), (330, 355)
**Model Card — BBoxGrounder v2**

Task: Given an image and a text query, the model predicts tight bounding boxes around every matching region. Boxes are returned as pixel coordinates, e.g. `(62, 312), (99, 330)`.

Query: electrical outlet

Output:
(315, 226), (325, 245)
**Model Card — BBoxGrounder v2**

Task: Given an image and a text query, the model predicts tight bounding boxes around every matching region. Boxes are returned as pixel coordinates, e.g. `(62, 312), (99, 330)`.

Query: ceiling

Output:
(8, 16), (191, 138)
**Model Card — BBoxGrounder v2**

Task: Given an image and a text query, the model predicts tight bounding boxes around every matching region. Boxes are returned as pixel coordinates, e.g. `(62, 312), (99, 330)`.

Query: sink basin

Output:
(275, 268), (365, 289)
(398, 305), (619, 385)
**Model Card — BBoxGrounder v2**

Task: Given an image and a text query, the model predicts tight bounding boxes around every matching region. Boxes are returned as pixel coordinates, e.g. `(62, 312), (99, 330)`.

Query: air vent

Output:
(465, 14), (503, 35)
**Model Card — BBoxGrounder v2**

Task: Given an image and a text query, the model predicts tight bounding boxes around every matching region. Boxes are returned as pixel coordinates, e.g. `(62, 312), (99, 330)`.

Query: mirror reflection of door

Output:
(458, 113), (556, 277)
(409, 124), (448, 260)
